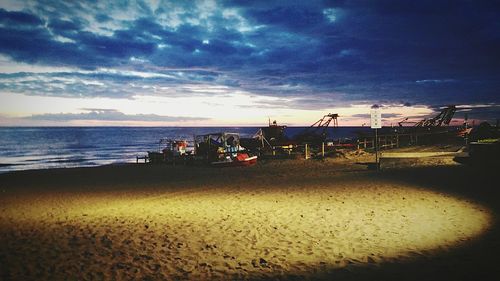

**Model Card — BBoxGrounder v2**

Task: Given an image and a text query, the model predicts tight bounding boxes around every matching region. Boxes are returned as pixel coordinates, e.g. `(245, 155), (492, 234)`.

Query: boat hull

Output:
(211, 155), (257, 167)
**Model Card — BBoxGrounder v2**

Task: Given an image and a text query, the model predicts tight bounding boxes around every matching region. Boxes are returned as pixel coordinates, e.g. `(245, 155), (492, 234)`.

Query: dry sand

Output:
(1, 157), (499, 280)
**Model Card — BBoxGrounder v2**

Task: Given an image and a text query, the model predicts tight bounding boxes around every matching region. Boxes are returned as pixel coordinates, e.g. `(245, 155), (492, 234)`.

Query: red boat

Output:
(211, 153), (258, 167)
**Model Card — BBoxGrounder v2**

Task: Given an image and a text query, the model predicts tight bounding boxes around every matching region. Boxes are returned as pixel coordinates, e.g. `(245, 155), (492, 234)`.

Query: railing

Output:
(265, 142), (349, 160)
(356, 130), (456, 150)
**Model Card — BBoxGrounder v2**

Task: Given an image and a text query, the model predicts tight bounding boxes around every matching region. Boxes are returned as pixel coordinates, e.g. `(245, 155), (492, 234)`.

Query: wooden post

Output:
(193, 135), (197, 156)
(322, 142), (325, 157)
(305, 144), (309, 160)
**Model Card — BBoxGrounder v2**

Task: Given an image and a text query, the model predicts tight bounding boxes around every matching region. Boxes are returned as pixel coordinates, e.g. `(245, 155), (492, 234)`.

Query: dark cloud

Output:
(25, 109), (210, 122)
(455, 105), (500, 123)
(0, 8), (44, 26)
(0, 0), (498, 111)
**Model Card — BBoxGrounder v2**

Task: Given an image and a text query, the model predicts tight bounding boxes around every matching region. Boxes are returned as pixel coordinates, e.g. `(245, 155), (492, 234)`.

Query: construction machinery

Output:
(294, 113), (339, 144)
(398, 105), (456, 128)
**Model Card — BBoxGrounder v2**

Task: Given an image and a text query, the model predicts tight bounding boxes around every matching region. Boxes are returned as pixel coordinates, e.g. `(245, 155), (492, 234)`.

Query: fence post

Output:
(322, 142), (325, 157)
(305, 144), (309, 159)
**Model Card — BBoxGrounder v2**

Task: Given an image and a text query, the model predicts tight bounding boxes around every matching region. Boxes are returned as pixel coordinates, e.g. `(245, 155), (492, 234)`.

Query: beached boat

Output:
(147, 139), (192, 164)
(211, 153), (258, 167)
(194, 132), (258, 167)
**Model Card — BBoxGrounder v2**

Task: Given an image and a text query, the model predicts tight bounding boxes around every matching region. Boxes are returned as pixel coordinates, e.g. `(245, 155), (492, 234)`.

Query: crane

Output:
(295, 113), (339, 143)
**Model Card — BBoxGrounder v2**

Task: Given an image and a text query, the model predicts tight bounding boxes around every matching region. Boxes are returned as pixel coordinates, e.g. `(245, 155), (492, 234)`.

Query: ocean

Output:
(0, 126), (371, 172)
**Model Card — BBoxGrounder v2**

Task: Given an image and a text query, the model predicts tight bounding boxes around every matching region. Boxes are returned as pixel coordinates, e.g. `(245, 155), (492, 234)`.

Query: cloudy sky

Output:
(0, 0), (499, 126)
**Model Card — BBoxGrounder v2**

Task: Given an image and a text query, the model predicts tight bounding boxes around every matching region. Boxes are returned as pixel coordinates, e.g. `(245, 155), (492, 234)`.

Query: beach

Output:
(1, 156), (499, 280)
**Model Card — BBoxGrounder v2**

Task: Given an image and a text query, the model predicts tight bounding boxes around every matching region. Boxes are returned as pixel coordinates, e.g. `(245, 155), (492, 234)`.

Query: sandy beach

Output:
(1, 156), (499, 280)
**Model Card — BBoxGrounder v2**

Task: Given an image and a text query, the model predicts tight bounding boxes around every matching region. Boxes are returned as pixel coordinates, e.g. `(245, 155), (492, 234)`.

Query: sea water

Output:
(0, 126), (371, 172)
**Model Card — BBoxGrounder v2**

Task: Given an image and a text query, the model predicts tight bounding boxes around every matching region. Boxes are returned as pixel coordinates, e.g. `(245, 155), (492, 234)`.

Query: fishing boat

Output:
(210, 153), (258, 167)
(147, 138), (191, 163)
(194, 132), (258, 167)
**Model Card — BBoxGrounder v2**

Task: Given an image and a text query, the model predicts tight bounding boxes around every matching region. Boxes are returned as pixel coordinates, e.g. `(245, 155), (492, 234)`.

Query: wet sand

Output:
(1, 157), (499, 280)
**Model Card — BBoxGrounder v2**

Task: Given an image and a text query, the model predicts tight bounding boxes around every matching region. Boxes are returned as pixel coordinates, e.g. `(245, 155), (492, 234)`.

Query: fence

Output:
(356, 130), (456, 151)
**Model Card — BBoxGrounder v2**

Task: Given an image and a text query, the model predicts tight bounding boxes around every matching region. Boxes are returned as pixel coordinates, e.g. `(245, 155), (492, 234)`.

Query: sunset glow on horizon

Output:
(0, 1), (499, 126)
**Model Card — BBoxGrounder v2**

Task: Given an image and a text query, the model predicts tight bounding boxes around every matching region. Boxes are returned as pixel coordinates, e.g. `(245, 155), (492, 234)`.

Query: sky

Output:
(0, 0), (499, 126)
